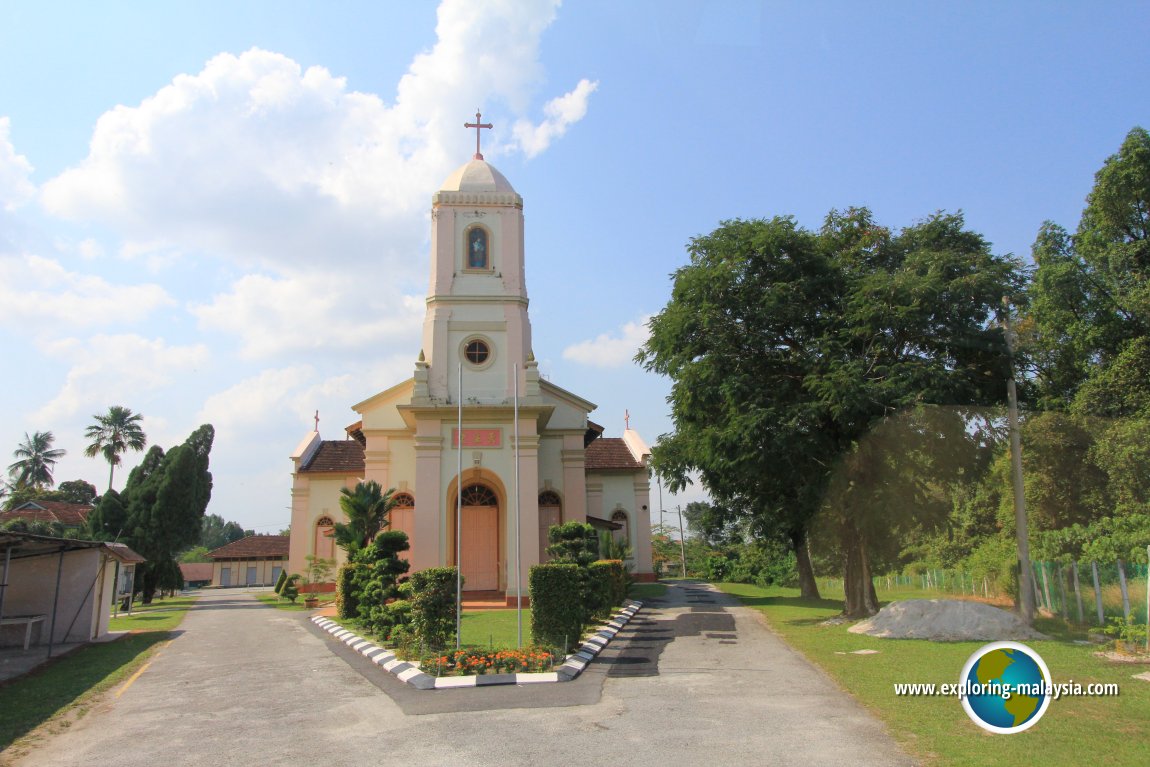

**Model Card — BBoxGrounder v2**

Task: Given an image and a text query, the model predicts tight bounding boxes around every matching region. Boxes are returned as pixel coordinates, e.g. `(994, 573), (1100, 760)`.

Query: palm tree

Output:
(84, 406), (147, 492)
(333, 480), (396, 553)
(8, 431), (66, 490)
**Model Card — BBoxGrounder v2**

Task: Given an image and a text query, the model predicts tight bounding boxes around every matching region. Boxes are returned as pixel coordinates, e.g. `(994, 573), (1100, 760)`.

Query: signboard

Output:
(452, 428), (502, 448)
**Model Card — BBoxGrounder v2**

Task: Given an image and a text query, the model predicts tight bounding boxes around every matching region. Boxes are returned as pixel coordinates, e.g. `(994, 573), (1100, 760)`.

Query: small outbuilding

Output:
(207, 535), (288, 587)
(0, 532), (145, 653)
(179, 562), (214, 588)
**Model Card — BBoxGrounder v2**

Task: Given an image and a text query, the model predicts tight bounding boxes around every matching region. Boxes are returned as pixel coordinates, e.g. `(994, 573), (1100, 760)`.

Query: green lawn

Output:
(1, 593), (199, 753)
(717, 582), (1150, 767)
(460, 608), (535, 647)
(109, 594), (200, 632)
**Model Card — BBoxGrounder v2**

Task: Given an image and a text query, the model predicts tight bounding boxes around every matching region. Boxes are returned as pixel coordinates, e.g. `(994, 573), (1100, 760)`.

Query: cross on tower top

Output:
(464, 109), (493, 160)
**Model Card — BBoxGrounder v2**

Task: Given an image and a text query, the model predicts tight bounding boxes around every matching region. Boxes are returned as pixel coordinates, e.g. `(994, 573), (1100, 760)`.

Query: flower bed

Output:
(429, 647), (560, 676)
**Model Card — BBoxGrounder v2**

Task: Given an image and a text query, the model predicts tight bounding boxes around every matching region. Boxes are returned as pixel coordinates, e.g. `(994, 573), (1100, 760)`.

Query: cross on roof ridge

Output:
(464, 109), (493, 160)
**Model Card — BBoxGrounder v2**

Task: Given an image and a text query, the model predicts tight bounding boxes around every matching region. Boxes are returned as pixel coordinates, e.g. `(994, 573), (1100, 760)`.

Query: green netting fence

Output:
(821, 558), (1149, 626)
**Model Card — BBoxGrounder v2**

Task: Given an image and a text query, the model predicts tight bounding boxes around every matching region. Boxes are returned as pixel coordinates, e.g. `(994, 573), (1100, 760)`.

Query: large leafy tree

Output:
(8, 431), (66, 491)
(84, 406), (148, 493)
(200, 513), (248, 550)
(118, 425), (215, 602)
(333, 480), (395, 554)
(640, 209), (1021, 617)
(1027, 127), (1150, 414)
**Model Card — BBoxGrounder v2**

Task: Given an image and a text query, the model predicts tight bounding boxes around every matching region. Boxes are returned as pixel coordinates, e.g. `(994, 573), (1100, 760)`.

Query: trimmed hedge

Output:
(529, 563), (584, 651)
(410, 567), (460, 651)
(587, 559), (627, 619)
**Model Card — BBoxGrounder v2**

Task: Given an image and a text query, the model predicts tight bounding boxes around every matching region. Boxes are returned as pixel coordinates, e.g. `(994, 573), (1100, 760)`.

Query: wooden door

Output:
(461, 505), (499, 590)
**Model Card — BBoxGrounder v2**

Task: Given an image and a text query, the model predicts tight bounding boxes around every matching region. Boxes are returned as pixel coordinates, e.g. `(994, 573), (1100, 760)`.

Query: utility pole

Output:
(1003, 298), (1035, 625)
(676, 505), (688, 578)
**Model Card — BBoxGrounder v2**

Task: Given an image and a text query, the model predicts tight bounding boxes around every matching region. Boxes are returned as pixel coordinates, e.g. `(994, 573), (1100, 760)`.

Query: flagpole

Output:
(456, 362), (463, 650)
(514, 362), (522, 647)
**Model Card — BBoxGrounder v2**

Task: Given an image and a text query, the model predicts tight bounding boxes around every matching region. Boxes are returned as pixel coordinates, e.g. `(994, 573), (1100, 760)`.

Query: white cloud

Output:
(0, 117), (35, 210)
(0, 254), (173, 331)
(39, 0), (594, 276)
(196, 365), (351, 432)
(31, 334), (210, 423)
(190, 272), (423, 360)
(562, 315), (652, 368)
(513, 79), (599, 158)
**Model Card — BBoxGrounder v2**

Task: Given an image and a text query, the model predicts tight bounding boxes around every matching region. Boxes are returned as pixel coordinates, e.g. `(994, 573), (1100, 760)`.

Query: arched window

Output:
(539, 490), (562, 562)
(461, 484), (498, 506)
(315, 516), (335, 560)
(390, 493), (415, 559)
(611, 509), (630, 546)
(466, 226), (489, 269)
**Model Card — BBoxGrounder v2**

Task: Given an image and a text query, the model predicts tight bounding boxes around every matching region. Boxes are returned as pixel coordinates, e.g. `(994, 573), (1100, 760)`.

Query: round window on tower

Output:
(464, 338), (491, 366)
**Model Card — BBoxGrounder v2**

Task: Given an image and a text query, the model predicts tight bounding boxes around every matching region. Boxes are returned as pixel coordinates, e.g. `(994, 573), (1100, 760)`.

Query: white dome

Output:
(439, 159), (517, 194)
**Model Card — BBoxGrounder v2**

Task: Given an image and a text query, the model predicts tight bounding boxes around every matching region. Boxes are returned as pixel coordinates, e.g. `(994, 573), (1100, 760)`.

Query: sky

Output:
(1, 0), (1148, 534)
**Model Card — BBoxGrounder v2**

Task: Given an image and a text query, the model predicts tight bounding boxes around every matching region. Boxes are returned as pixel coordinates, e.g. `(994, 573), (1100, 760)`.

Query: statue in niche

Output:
(468, 227), (488, 268)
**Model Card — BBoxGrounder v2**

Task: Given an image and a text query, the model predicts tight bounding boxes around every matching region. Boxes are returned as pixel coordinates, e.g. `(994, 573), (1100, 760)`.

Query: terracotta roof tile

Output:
(208, 535), (290, 559)
(0, 501), (94, 527)
(300, 441), (365, 474)
(179, 562), (214, 581)
(584, 438), (644, 471)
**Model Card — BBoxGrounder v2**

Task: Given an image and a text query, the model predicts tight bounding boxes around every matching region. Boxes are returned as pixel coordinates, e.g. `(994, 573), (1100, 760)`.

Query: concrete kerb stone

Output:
(309, 598), (643, 690)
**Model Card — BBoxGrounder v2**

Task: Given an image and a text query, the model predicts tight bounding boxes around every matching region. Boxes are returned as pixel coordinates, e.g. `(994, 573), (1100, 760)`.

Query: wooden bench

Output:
(0, 615), (47, 650)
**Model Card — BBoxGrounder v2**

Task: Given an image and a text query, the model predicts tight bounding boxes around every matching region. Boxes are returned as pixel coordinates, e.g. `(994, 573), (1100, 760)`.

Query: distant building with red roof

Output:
(207, 535), (289, 588)
(0, 501), (94, 533)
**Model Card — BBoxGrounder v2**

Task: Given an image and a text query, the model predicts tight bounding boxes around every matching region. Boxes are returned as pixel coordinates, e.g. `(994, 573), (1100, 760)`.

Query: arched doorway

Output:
(458, 483), (499, 591)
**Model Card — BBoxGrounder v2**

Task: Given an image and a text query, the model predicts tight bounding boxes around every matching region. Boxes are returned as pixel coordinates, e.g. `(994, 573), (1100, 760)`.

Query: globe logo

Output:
(959, 641), (1052, 733)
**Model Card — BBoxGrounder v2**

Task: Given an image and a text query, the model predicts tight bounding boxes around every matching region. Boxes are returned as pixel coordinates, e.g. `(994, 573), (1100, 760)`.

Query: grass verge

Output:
(109, 594), (199, 632)
(717, 582), (1150, 767)
(1, 593), (199, 755)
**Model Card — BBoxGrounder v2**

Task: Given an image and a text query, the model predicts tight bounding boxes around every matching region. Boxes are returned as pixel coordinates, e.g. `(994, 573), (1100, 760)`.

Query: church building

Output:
(287, 119), (654, 604)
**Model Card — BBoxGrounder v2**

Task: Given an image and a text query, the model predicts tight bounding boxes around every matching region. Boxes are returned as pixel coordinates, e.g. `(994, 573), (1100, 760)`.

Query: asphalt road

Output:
(7, 583), (915, 767)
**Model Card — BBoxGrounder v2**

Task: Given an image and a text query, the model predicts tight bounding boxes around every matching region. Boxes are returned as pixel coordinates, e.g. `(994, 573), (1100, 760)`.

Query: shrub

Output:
(335, 563), (361, 619)
(273, 568), (288, 595)
(410, 567), (460, 651)
(529, 563), (583, 651)
(353, 531), (411, 635)
(281, 573), (301, 603)
(546, 522), (598, 566)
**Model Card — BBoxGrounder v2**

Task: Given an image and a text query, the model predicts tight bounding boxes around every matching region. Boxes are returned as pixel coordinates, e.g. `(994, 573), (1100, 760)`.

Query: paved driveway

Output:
(8, 583), (915, 767)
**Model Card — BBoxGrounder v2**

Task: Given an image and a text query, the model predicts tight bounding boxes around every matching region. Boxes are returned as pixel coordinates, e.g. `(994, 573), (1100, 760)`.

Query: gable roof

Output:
(584, 438), (645, 471)
(299, 440), (365, 474)
(0, 501), (94, 527)
(179, 562), (214, 581)
(208, 535), (290, 560)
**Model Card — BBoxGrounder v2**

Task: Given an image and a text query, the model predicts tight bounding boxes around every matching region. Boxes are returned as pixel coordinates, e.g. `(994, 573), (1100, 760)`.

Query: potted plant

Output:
(302, 555), (335, 608)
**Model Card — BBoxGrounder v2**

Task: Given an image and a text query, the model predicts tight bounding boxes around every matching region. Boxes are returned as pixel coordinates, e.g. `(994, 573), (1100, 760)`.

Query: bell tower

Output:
(416, 112), (533, 404)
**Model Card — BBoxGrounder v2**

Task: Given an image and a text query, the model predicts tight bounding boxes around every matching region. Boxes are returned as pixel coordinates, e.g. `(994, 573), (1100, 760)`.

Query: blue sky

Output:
(1, 0), (1147, 533)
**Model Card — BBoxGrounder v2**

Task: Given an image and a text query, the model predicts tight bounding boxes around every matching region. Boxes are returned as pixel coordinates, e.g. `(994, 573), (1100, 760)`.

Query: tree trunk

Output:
(789, 528), (820, 600)
(842, 521), (879, 618)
